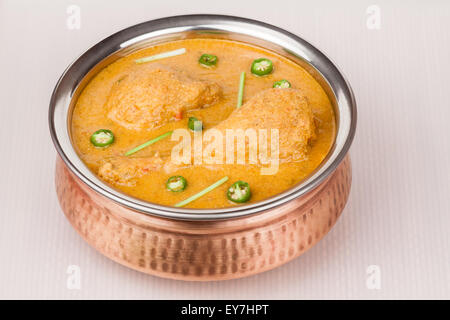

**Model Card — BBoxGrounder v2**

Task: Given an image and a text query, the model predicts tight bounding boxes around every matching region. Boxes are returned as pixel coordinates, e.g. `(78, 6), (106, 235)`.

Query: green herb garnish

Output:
(125, 131), (173, 156)
(174, 176), (229, 207)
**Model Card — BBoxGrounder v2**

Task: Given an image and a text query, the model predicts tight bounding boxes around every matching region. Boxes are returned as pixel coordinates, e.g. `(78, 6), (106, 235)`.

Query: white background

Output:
(0, 0), (449, 299)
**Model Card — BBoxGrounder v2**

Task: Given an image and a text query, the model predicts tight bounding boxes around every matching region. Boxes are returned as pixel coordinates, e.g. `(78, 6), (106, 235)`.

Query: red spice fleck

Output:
(174, 111), (183, 120)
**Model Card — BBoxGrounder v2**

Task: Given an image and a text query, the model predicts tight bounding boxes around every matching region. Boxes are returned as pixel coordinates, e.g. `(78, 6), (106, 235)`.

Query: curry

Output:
(71, 38), (336, 209)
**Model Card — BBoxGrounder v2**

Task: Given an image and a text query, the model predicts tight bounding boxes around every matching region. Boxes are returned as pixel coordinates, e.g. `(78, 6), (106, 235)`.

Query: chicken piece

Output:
(211, 88), (316, 162)
(106, 66), (221, 130)
(98, 156), (163, 186)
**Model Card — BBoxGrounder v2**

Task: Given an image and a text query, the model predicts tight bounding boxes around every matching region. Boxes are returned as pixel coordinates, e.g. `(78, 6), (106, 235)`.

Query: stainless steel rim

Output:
(49, 14), (357, 221)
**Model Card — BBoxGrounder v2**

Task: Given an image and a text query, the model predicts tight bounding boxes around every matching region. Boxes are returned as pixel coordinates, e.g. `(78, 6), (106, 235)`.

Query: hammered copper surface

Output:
(55, 156), (351, 281)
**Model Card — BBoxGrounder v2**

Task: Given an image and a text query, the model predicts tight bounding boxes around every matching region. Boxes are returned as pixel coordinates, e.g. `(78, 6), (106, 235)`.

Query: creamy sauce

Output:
(71, 38), (335, 208)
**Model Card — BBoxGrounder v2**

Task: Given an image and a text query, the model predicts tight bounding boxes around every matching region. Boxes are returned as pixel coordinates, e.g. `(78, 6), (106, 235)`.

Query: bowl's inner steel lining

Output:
(49, 15), (356, 220)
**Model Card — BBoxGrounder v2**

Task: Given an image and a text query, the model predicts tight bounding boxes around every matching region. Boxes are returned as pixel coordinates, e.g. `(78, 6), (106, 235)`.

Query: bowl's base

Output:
(55, 156), (351, 281)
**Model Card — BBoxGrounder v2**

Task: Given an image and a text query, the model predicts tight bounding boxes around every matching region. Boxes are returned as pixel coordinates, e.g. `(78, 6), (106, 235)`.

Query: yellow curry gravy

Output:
(71, 39), (336, 209)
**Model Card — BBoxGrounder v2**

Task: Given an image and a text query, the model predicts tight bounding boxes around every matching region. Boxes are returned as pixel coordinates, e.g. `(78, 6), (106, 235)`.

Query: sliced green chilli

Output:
(251, 58), (273, 76)
(166, 176), (187, 192)
(227, 181), (251, 203)
(90, 129), (114, 147)
(273, 79), (291, 88)
(199, 54), (218, 67)
(188, 117), (203, 131)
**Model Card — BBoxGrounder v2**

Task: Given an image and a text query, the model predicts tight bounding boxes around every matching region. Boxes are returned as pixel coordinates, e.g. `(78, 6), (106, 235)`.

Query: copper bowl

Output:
(49, 15), (357, 280)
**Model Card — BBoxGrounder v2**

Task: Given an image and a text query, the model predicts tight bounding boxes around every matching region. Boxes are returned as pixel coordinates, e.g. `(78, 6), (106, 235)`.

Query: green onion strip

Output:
(125, 131), (173, 156)
(175, 176), (229, 207)
(135, 48), (186, 64)
(236, 71), (246, 108)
